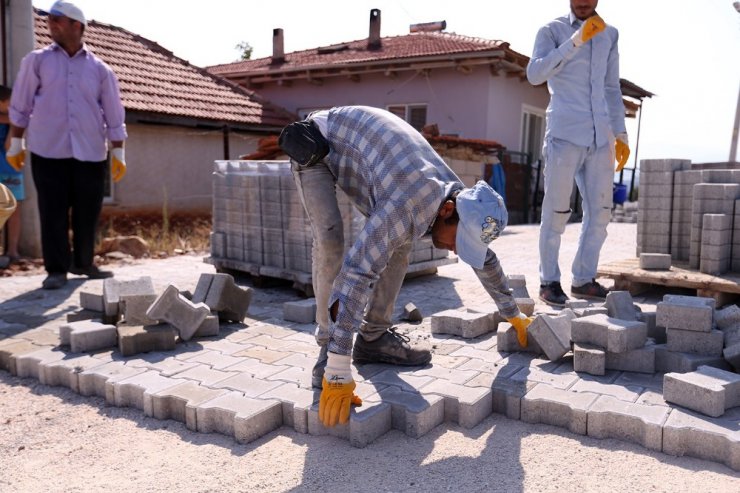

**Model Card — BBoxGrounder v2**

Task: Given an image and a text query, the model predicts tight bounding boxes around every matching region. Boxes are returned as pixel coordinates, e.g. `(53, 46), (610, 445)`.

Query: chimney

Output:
(272, 28), (285, 63)
(368, 9), (381, 50)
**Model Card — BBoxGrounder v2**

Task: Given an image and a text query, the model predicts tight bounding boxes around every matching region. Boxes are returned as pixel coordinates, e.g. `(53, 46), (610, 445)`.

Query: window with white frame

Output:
(520, 105), (546, 164)
(387, 104), (427, 131)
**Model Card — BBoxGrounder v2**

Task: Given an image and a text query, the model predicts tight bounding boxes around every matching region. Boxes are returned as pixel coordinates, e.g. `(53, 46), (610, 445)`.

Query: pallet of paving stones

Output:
(597, 257), (740, 305)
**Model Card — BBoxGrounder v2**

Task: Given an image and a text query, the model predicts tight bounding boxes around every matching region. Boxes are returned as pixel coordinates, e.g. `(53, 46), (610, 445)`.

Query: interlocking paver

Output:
(587, 395), (670, 451)
(260, 383), (318, 433)
(662, 407), (740, 471)
(110, 370), (185, 409)
(146, 380), (229, 428)
(39, 354), (107, 392)
(521, 384), (599, 435)
(195, 390), (283, 444)
(663, 366), (740, 417)
(366, 386), (445, 438)
(15, 346), (66, 379)
(420, 379), (492, 428)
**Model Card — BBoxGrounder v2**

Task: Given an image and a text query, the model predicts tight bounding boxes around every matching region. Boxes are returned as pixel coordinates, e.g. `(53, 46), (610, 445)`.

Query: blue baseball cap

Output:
(39, 1), (87, 26)
(455, 180), (508, 269)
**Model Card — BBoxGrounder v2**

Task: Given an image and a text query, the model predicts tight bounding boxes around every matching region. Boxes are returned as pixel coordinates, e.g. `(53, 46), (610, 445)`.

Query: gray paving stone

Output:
(431, 309), (493, 339)
(283, 298), (317, 324)
(587, 395), (670, 451)
(528, 313), (571, 361)
(521, 384), (599, 435)
(571, 314), (647, 353)
(420, 379), (492, 428)
(654, 345), (731, 373)
(664, 366), (740, 417)
(401, 302), (423, 322)
(192, 273), (252, 323)
(103, 276), (156, 317)
(38, 354), (106, 392)
(639, 253), (672, 270)
(211, 372), (285, 397)
(146, 284), (211, 341)
(412, 364), (478, 385)
(307, 400), (392, 448)
(146, 380), (229, 429)
(656, 297), (714, 332)
(573, 343), (605, 376)
(605, 291), (638, 321)
(368, 386), (445, 438)
(195, 390), (283, 444)
(724, 343), (740, 372)
(605, 342), (656, 374)
(117, 323), (178, 357)
(510, 364), (580, 390)
(15, 346), (66, 379)
(662, 407), (740, 471)
(715, 304), (740, 330)
(193, 315), (220, 338)
(66, 309), (104, 323)
(173, 365), (238, 386)
(110, 370), (185, 410)
(120, 293), (159, 326)
(67, 321), (118, 353)
(570, 379), (643, 403)
(364, 369), (433, 393)
(77, 361), (147, 399)
(666, 328), (724, 356)
(79, 291), (105, 312)
(497, 324), (543, 354)
(259, 383), (318, 434)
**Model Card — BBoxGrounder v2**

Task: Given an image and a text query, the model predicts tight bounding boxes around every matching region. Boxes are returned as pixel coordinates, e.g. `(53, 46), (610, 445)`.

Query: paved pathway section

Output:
(1, 223), (738, 470)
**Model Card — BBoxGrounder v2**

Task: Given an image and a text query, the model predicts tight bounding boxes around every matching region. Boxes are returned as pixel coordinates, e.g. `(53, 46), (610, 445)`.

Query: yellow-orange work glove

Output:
(571, 15), (606, 47)
(614, 133), (630, 172)
(6, 137), (26, 172)
(506, 313), (534, 348)
(111, 147), (126, 183)
(319, 352), (362, 427)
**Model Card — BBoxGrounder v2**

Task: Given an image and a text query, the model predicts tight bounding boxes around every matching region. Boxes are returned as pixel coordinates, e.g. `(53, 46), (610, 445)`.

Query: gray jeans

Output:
(291, 160), (412, 346)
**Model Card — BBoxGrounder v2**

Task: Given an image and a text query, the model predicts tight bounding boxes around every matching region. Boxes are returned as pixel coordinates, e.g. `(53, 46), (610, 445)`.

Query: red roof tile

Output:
(32, 11), (295, 128)
(208, 32), (523, 76)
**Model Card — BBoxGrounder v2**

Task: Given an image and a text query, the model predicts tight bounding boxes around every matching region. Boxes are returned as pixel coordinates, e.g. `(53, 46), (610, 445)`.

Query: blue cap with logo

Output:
(455, 180), (508, 269)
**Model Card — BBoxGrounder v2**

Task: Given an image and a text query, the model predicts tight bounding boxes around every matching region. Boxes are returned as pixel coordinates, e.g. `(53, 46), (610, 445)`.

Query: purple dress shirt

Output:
(9, 43), (127, 162)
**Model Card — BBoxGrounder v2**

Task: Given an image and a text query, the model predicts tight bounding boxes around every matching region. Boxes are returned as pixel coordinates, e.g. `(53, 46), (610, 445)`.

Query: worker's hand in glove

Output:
(507, 313), (534, 348)
(6, 137), (26, 172)
(571, 15), (606, 47)
(319, 352), (362, 427)
(111, 147), (126, 183)
(614, 133), (630, 172)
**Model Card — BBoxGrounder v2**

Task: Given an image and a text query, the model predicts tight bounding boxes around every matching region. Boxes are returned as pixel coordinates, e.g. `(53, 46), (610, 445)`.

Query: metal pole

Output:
(629, 101), (644, 202)
(222, 125), (230, 160)
(730, 82), (740, 162)
(1, 0), (7, 85)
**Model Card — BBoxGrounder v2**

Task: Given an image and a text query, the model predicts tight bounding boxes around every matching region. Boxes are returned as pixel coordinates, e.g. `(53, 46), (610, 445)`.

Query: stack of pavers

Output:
(210, 160), (448, 281)
(63, 273), (252, 356)
(611, 201), (638, 223)
(638, 159), (740, 274)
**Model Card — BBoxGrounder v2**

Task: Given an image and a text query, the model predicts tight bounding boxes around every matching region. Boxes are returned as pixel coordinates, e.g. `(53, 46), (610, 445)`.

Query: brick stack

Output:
(211, 160), (448, 278)
(638, 160), (740, 273)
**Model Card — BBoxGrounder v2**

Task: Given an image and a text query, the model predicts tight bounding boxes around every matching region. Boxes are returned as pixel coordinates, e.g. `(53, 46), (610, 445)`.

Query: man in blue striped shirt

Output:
(280, 105), (532, 427)
(527, 0), (630, 307)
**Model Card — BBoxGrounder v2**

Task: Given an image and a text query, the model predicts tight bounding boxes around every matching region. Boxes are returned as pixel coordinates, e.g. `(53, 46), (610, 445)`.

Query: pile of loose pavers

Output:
(0, 271), (738, 471)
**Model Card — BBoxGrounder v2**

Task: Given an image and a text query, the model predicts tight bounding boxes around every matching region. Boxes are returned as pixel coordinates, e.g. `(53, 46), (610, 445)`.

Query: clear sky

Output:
(35, 0), (740, 165)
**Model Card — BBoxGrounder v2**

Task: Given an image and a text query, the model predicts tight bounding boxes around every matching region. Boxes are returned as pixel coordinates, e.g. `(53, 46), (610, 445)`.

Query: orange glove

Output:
(6, 137), (25, 172)
(318, 353), (362, 427)
(111, 147), (126, 182)
(507, 313), (533, 348)
(572, 15), (606, 47)
(614, 133), (630, 172)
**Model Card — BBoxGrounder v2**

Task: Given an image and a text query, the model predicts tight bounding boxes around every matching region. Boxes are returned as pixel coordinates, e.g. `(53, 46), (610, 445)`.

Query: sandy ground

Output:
(1, 372), (738, 492)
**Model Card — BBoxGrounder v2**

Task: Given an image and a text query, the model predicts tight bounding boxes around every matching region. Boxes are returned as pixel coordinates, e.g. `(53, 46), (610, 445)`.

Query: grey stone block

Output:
(724, 343), (740, 371)
(38, 354), (106, 393)
(192, 273), (252, 323)
(0, 341), (43, 375)
(120, 293), (159, 326)
(110, 370), (184, 409)
(77, 361), (147, 399)
(662, 407), (740, 471)
(283, 298), (317, 324)
(195, 390), (283, 444)
(565, 299), (590, 310)
(431, 309), (493, 339)
(79, 291), (105, 312)
(146, 380), (229, 428)
(715, 304), (740, 330)
(654, 345), (731, 373)
(103, 277), (156, 317)
(639, 253), (672, 270)
(491, 379), (536, 420)
(605, 342), (656, 374)
(664, 366), (740, 417)
(666, 328), (724, 356)
(193, 315), (220, 338)
(14, 346), (66, 379)
(66, 309), (104, 323)
(421, 379), (492, 429)
(61, 320), (118, 353)
(528, 313), (571, 361)
(497, 324), (543, 354)
(571, 314), (647, 353)
(656, 299), (713, 332)
(260, 383), (318, 434)
(605, 291), (638, 320)
(146, 284), (211, 341)
(587, 395), (670, 451)
(401, 302), (423, 322)
(371, 386), (445, 438)
(307, 400), (392, 448)
(573, 343), (605, 376)
(521, 384), (599, 435)
(117, 323), (178, 357)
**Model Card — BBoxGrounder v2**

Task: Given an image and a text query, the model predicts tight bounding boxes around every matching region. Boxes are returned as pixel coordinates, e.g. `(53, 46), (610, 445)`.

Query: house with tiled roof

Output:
(28, 9), (295, 215)
(209, 9), (652, 222)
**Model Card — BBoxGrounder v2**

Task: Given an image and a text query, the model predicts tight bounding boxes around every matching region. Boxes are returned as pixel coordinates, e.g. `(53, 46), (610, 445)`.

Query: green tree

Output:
(235, 41), (253, 61)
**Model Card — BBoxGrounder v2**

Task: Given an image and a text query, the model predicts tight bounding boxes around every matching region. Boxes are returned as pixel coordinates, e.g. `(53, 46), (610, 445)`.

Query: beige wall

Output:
(108, 123), (262, 214)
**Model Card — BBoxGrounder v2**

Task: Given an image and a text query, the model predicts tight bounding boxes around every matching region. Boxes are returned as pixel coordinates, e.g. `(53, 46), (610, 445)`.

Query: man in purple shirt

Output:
(7, 1), (127, 289)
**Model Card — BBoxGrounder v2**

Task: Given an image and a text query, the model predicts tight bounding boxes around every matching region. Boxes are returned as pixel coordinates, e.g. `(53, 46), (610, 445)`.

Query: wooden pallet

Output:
(204, 256), (458, 297)
(597, 257), (740, 305)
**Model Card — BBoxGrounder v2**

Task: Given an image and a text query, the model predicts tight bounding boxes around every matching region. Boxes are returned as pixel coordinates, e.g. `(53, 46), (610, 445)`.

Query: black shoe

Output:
(42, 273), (68, 290)
(312, 345), (328, 389)
(539, 281), (568, 307)
(69, 265), (114, 279)
(352, 328), (431, 366)
(571, 279), (609, 300)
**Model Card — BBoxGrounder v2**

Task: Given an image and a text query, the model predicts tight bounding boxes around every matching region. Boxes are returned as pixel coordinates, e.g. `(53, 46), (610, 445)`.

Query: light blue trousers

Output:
(539, 137), (614, 287)
(291, 160), (411, 346)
